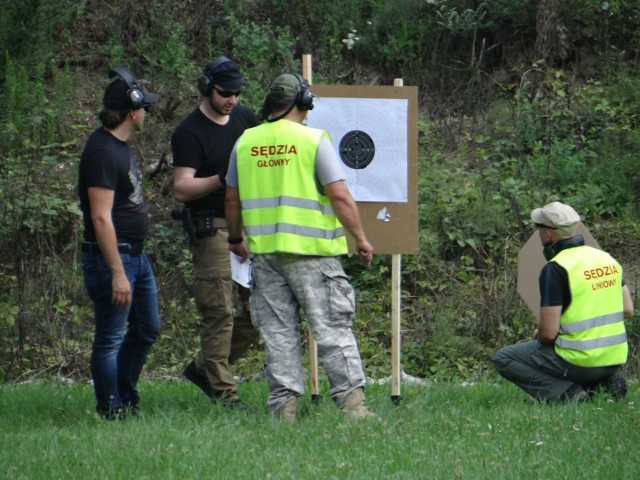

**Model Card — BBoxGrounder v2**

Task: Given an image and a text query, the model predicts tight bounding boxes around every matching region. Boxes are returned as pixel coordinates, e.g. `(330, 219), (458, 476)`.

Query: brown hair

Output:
(98, 107), (129, 129)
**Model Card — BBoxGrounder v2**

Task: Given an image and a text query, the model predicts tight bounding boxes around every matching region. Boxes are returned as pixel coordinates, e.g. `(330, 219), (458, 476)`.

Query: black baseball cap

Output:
(204, 57), (247, 89)
(103, 78), (160, 110)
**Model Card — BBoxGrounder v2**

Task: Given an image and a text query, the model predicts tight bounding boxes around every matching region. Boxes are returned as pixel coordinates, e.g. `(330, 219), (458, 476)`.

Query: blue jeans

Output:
(83, 251), (161, 415)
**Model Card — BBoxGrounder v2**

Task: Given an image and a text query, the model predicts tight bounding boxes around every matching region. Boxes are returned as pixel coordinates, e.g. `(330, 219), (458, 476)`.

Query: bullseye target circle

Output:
(339, 130), (375, 169)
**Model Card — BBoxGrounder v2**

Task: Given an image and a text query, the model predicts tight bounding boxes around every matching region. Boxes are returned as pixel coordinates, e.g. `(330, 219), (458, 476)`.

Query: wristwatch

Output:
(227, 237), (243, 245)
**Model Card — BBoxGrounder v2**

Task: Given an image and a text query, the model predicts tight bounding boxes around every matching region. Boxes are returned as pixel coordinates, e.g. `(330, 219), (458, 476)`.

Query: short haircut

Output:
(98, 107), (129, 129)
(266, 95), (295, 116)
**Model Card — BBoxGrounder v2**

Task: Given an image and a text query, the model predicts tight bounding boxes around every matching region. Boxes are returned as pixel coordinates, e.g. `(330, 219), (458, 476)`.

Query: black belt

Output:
(193, 216), (227, 228)
(193, 216), (227, 239)
(82, 242), (143, 256)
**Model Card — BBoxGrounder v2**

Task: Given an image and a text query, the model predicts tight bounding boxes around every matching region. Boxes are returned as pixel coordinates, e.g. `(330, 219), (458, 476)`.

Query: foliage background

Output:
(1, 0), (639, 383)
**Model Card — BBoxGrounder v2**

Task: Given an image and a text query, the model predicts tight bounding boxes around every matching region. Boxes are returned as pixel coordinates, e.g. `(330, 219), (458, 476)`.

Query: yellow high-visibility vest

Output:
(552, 245), (627, 367)
(236, 119), (347, 256)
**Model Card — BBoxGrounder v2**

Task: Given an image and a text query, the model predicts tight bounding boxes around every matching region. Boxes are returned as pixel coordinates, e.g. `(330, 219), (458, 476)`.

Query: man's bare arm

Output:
(536, 305), (561, 342)
(323, 180), (373, 267)
(622, 284), (634, 319)
(88, 186), (131, 308)
(224, 186), (249, 263)
(173, 166), (223, 203)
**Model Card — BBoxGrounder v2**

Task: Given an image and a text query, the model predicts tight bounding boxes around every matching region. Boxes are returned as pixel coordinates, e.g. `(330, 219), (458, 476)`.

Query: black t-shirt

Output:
(539, 261), (570, 310)
(78, 127), (148, 244)
(170, 105), (260, 216)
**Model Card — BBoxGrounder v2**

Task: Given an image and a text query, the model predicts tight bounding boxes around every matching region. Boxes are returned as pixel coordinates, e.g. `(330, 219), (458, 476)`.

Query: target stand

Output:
(304, 68), (418, 404)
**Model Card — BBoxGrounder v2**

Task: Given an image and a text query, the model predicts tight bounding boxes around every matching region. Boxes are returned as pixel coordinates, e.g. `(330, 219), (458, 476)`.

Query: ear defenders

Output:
(263, 72), (316, 122)
(108, 66), (146, 109)
(197, 56), (232, 97)
(291, 72), (314, 111)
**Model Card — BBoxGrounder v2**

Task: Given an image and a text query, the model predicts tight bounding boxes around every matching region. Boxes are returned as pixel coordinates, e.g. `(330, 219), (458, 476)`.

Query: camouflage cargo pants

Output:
(251, 254), (366, 413)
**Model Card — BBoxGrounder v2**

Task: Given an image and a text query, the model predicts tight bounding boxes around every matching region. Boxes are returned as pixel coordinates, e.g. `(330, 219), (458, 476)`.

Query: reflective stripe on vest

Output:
(236, 120), (347, 256)
(241, 195), (336, 215)
(551, 245), (627, 367)
(245, 222), (344, 239)
(556, 332), (627, 350)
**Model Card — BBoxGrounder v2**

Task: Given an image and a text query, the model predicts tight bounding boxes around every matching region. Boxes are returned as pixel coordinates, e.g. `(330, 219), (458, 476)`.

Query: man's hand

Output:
(112, 270), (132, 308)
(230, 241), (250, 263)
(356, 239), (374, 267)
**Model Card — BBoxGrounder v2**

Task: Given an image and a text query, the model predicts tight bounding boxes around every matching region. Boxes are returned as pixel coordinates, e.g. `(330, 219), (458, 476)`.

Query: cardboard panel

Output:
(517, 222), (601, 319)
(308, 85), (419, 255)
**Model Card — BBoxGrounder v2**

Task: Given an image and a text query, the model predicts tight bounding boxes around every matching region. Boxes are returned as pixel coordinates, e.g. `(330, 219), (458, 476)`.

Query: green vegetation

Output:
(1, 0), (640, 384)
(1, 379), (638, 478)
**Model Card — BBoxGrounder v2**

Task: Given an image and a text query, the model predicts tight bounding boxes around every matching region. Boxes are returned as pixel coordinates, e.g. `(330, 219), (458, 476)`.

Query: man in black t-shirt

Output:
(79, 67), (161, 419)
(171, 57), (260, 407)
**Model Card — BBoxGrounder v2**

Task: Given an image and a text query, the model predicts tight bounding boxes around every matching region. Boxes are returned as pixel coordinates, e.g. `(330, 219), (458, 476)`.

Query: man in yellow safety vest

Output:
(224, 73), (376, 420)
(494, 201), (634, 402)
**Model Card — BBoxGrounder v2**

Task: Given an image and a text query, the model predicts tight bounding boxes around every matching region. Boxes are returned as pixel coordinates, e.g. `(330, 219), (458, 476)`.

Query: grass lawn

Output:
(1, 377), (638, 479)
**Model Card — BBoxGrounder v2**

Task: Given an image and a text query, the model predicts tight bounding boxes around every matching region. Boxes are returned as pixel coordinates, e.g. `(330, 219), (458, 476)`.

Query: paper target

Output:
(307, 97), (408, 202)
(339, 130), (375, 169)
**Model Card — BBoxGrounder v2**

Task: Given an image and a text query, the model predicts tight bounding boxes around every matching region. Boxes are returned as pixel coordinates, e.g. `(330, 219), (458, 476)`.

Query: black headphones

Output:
(197, 56), (231, 96)
(263, 73), (315, 122)
(291, 72), (314, 111)
(108, 66), (146, 109)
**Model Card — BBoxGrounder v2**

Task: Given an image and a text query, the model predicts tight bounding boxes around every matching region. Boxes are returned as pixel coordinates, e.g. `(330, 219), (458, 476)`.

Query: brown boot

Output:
(277, 396), (297, 422)
(341, 388), (378, 419)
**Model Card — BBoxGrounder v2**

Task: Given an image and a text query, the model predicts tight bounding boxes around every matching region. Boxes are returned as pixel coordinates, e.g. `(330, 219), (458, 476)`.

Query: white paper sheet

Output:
(307, 97), (408, 202)
(230, 253), (252, 288)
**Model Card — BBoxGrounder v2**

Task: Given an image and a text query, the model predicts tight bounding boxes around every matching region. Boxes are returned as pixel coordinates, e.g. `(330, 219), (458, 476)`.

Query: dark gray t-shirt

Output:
(78, 127), (148, 244)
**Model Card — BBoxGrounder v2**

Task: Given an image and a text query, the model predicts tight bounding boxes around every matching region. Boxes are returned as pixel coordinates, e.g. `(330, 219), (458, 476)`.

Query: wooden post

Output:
(302, 54), (320, 402)
(300, 62), (405, 404)
(391, 78), (403, 404)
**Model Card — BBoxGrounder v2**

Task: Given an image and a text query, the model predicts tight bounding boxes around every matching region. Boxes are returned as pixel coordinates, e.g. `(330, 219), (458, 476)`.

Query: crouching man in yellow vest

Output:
(494, 201), (634, 402)
(224, 73), (376, 420)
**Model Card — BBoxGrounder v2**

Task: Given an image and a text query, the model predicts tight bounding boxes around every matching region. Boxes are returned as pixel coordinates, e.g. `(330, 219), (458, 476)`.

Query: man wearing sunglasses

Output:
(171, 56), (260, 408)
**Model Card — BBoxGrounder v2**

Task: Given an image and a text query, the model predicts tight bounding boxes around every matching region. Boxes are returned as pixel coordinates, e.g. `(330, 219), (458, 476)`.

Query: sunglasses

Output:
(213, 87), (242, 98)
